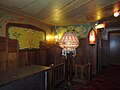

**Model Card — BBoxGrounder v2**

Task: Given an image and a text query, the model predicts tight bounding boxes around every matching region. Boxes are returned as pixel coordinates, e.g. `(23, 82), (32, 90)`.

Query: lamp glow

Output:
(46, 34), (54, 44)
(59, 32), (79, 57)
(55, 35), (59, 42)
(95, 23), (106, 29)
(114, 11), (119, 17)
(88, 29), (96, 45)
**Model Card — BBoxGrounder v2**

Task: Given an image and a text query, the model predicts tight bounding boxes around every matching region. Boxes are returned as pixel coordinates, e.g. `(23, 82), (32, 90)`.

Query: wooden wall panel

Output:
(46, 47), (54, 65)
(19, 50), (27, 67)
(0, 37), (6, 71)
(89, 45), (97, 74)
(54, 46), (63, 64)
(8, 39), (18, 52)
(75, 38), (88, 65)
(0, 37), (19, 71)
(7, 53), (18, 70)
(46, 45), (63, 66)
(0, 37), (6, 51)
(19, 50), (38, 66)
(101, 39), (109, 67)
(36, 47), (46, 66)
(7, 39), (19, 70)
(0, 51), (6, 71)
(27, 50), (38, 65)
(75, 38), (97, 75)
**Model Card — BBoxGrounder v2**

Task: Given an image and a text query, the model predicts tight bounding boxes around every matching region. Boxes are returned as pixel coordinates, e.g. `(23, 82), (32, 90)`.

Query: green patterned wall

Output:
(55, 23), (92, 39)
(9, 27), (45, 49)
(0, 9), (52, 49)
(0, 9), (93, 48)
(0, 10), (51, 37)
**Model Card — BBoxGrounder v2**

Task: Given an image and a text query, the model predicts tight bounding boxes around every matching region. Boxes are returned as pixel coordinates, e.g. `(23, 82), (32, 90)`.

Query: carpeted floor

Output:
(77, 65), (120, 90)
(55, 65), (120, 90)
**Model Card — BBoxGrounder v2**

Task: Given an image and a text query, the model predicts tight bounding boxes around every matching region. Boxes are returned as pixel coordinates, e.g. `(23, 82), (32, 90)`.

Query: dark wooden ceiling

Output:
(0, 0), (120, 26)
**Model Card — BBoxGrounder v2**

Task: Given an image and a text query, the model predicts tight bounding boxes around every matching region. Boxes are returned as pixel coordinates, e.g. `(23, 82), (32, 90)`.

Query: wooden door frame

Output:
(108, 30), (120, 65)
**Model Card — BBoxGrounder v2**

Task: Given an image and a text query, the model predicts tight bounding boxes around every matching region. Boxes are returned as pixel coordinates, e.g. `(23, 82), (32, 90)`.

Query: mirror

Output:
(6, 23), (46, 49)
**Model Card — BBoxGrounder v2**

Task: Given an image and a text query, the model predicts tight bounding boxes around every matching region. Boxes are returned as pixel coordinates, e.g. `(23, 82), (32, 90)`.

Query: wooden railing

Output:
(48, 62), (65, 89)
(72, 63), (91, 85)
(48, 62), (91, 89)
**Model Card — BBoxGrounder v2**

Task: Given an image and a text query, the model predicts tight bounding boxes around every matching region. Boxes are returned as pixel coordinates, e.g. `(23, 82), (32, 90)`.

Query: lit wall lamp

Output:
(46, 33), (54, 44)
(95, 22), (106, 29)
(88, 29), (96, 46)
(54, 35), (59, 43)
(114, 11), (120, 17)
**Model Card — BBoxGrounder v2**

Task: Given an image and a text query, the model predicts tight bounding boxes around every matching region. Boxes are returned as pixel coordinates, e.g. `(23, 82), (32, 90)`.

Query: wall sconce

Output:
(54, 35), (59, 43)
(95, 22), (106, 29)
(46, 35), (51, 41)
(46, 33), (54, 44)
(88, 29), (96, 45)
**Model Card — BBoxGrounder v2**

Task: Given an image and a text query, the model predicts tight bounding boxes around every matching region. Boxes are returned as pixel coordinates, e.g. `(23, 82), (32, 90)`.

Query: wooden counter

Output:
(0, 65), (50, 90)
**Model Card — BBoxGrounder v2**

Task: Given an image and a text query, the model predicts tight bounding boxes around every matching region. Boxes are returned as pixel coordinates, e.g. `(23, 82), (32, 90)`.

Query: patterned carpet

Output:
(54, 65), (120, 90)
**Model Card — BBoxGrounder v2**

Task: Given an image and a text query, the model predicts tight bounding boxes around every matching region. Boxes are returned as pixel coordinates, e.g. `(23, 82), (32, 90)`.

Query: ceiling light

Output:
(114, 11), (120, 17)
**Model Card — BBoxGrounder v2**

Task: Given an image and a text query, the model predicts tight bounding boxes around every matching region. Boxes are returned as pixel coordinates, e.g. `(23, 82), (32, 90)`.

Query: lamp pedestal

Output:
(62, 52), (76, 89)
(65, 53), (73, 83)
(58, 31), (79, 89)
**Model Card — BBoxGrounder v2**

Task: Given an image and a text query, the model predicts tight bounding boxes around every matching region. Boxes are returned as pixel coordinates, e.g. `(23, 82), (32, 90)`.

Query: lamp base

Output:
(56, 81), (77, 90)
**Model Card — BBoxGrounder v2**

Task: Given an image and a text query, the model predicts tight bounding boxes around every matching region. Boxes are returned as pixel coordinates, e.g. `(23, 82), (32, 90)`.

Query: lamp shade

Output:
(88, 29), (96, 45)
(59, 32), (79, 51)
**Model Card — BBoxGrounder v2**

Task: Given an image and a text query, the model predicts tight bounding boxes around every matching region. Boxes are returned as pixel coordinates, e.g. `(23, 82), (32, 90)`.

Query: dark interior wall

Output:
(98, 17), (120, 70)
(105, 17), (120, 28)
(109, 31), (120, 65)
(0, 37), (95, 71)
(0, 37), (6, 71)
(100, 30), (120, 68)
(7, 39), (19, 70)
(46, 45), (63, 65)
(75, 38), (88, 65)
(101, 39), (109, 67)
(0, 37), (19, 71)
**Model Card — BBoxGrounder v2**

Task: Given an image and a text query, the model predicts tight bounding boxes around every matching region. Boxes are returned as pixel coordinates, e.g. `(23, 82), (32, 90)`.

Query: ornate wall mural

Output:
(0, 11), (51, 37)
(55, 23), (91, 39)
(9, 27), (45, 49)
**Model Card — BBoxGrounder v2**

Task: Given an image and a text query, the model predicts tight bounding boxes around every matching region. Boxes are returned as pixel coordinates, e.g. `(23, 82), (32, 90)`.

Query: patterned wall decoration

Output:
(0, 11), (51, 37)
(9, 27), (45, 49)
(55, 23), (91, 39)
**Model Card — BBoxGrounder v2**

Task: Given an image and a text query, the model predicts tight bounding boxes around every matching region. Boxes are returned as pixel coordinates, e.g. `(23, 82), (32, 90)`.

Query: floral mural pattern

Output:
(0, 11), (51, 37)
(9, 27), (45, 49)
(55, 23), (91, 39)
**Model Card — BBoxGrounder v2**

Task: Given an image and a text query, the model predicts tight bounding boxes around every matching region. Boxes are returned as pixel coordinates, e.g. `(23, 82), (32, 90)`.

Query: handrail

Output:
(48, 62), (91, 89)
(48, 62), (65, 89)
(51, 62), (65, 68)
